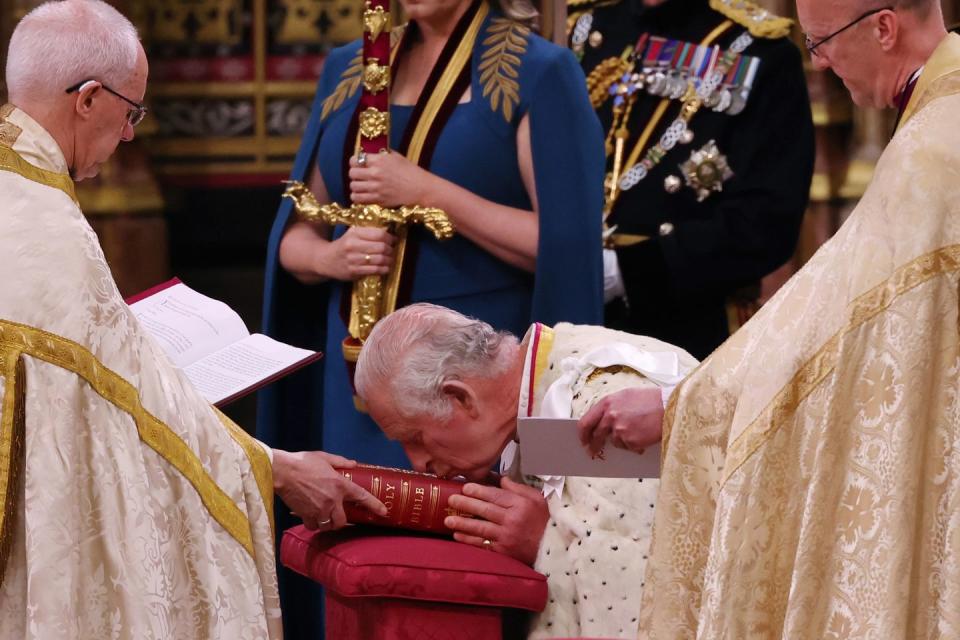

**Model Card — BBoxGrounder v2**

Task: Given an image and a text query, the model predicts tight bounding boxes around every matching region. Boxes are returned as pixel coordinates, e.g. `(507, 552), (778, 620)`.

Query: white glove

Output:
(603, 248), (627, 304)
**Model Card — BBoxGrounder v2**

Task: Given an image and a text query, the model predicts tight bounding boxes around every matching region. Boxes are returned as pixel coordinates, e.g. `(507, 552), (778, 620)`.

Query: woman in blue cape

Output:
(259, 0), (603, 633)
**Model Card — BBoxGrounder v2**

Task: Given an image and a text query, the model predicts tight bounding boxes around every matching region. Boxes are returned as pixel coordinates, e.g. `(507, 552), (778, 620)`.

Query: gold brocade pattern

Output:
(321, 49), (364, 120)
(898, 33), (960, 129)
(215, 409), (275, 535)
(0, 320), (256, 558)
(0, 144), (76, 203)
(640, 65), (960, 639)
(479, 17), (530, 122)
(0, 349), (26, 587)
(901, 71), (960, 131)
(725, 244), (960, 484)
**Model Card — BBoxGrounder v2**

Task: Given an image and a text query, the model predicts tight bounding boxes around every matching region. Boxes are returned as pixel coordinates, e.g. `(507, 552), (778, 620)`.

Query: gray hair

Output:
(6, 0), (140, 101)
(355, 303), (518, 423)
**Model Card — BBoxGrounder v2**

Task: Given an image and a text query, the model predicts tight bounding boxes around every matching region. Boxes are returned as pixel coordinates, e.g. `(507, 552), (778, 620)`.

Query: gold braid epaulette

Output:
(709, 0), (792, 38)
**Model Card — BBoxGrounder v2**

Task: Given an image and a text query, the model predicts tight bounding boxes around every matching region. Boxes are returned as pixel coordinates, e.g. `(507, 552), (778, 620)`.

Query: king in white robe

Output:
(507, 322), (697, 639)
(0, 103), (282, 639)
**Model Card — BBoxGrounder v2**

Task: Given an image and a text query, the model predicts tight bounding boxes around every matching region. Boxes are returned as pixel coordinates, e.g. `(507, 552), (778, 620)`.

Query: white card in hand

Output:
(517, 417), (660, 478)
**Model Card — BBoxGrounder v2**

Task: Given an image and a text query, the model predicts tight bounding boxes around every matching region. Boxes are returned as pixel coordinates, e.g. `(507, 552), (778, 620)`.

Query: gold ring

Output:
(364, 254), (371, 264)
(482, 539), (492, 549)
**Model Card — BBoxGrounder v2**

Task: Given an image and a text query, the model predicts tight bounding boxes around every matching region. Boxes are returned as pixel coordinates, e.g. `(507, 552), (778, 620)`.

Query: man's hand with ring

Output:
(272, 449), (387, 530)
(444, 476), (548, 565)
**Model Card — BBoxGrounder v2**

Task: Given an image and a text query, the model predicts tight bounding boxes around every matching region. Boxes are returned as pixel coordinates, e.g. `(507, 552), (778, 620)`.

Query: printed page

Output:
(130, 282), (249, 369)
(517, 417), (660, 478)
(183, 333), (316, 405)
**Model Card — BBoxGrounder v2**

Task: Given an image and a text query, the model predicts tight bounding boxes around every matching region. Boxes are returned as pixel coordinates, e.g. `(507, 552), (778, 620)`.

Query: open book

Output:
(128, 278), (322, 407)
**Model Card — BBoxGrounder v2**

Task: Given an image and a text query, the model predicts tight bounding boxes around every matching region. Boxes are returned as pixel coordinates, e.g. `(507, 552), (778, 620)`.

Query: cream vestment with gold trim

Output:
(0, 105), (281, 639)
(640, 33), (960, 639)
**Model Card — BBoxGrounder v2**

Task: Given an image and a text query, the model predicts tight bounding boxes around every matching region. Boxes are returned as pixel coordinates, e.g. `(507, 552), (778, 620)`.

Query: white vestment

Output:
(509, 322), (697, 639)
(0, 104), (282, 639)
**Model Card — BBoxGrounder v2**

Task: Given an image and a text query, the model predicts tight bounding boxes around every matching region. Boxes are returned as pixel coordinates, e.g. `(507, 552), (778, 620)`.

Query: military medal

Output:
(679, 140), (733, 201)
(618, 31), (754, 193)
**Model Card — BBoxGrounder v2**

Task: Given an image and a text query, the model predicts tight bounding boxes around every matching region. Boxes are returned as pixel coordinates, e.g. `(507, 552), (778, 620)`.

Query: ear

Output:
(875, 9), (899, 51)
(74, 81), (101, 120)
(441, 379), (480, 418)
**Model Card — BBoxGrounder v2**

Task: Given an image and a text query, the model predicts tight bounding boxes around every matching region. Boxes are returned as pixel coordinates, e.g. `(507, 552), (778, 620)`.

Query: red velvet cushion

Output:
(281, 525), (548, 612)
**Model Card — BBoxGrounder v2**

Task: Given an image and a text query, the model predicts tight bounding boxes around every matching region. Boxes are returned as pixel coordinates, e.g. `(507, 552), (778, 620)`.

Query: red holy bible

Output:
(338, 465), (472, 535)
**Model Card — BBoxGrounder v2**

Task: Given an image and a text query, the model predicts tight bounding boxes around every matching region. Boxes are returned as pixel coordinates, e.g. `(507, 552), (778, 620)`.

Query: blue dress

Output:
(258, 7), (604, 636)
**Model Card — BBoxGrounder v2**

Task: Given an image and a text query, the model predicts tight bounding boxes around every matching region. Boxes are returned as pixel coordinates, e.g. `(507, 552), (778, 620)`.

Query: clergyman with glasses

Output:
(0, 2), (387, 637)
(585, 0), (960, 635)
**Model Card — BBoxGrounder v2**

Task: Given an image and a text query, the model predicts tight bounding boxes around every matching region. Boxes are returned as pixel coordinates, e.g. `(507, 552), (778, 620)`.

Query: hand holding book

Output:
(337, 464), (473, 535)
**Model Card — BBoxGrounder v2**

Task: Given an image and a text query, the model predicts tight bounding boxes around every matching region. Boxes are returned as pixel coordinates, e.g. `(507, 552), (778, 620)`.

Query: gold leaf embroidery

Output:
(321, 49), (364, 121)
(479, 17), (529, 122)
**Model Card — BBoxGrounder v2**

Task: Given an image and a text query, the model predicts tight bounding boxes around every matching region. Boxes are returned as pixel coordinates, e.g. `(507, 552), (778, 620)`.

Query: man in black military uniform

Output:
(569, 0), (815, 360)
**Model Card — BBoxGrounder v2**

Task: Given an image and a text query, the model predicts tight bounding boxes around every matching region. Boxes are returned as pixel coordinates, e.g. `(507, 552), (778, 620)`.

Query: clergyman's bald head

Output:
(5, 0), (139, 102)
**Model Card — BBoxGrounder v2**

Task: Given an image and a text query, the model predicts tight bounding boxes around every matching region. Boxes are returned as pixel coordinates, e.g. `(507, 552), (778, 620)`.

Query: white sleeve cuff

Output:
(603, 248), (626, 304)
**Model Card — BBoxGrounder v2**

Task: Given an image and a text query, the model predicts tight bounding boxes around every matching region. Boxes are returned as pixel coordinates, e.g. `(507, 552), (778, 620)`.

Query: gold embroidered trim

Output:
(0, 348), (26, 587)
(899, 72), (960, 132)
(708, 0), (792, 38)
(0, 320), (256, 557)
(321, 49), (364, 121)
(0, 143), (77, 203)
(480, 17), (530, 122)
(532, 324), (555, 395)
(722, 244), (960, 484)
(407, 3), (489, 161)
(0, 104), (12, 119)
(216, 409), (275, 535)
(899, 34), (960, 128)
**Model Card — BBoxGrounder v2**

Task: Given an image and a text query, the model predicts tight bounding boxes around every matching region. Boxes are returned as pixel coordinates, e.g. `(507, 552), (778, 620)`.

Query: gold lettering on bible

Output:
(282, 181), (454, 341)
(382, 481), (396, 516)
(410, 486), (426, 525)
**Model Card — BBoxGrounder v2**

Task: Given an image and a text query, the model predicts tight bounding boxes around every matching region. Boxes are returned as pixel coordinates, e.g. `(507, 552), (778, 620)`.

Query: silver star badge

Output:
(680, 139), (733, 201)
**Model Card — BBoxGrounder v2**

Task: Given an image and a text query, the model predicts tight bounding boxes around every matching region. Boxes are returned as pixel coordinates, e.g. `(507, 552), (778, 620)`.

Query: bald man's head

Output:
(797, 0), (946, 108)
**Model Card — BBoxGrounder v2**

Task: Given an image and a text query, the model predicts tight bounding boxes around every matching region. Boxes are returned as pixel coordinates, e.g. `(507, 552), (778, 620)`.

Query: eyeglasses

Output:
(65, 79), (148, 127)
(804, 6), (893, 57)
